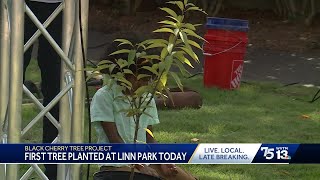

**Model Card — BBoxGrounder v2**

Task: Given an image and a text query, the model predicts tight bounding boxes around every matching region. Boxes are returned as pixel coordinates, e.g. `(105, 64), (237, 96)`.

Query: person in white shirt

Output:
(24, 0), (62, 179)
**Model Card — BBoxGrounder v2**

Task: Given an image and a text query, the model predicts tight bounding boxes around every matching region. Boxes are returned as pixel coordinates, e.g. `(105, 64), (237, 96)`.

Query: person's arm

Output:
(146, 125), (157, 144)
(101, 122), (124, 143)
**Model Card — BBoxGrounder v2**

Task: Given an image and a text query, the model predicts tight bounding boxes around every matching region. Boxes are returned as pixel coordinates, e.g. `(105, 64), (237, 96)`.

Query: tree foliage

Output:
(87, 0), (206, 144)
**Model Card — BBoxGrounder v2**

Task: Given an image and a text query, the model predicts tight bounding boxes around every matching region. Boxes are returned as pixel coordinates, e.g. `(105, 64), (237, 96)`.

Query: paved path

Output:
(242, 48), (320, 85)
(88, 31), (320, 85)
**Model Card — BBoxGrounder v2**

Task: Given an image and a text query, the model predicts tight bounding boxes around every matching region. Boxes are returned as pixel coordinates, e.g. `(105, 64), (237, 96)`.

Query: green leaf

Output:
(106, 77), (114, 87)
(137, 43), (147, 50)
(186, 44), (199, 62)
(155, 91), (168, 106)
(153, 28), (174, 34)
(137, 74), (151, 80)
(136, 51), (147, 59)
(173, 52), (194, 68)
(124, 69), (134, 75)
(183, 23), (196, 31)
(186, 2), (196, 7)
(146, 43), (167, 49)
(158, 20), (177, 27)
(97, 60), (113, 66)
(134, 85), (152, 97)
(167, 42), (174, 54)
(117, 77), (132, 88)
(109, 49), (131, 56)
(120, 82), (132, 90)
(139, 39), (152, 46)
(193, 24), (203, 27)
(187, 6), (207, 15)
(177, 15), (184, 23)
(170, 72), (183, 91)
(108, 64), (117, 74)
(188, 40), (202, 50)
(158, 61), (165, 73)
(179, 31), (188, 44)
(173, 58), (191, 77)
(164, 87), (175, 107)
(158, 73), (168, 90)
(165, 55), (174, 70)
(141, 66), (159, 76)
(161, 24), (176, 29)
(116, 59), (128, 69)
(158, 56), (174, 90)
(184, 0), (188, 6)
(160, 48), (168, 60)
(95, 64), (112, 71)
(139, 55), (161, 60)
(114, 39), (134, 47)
(183, 29), (207, 42)
(166, 16), (180, 23)
(160, 7), (177, 18)
(112, 74), (132, 88)
(86, 72), (102, 81)
(145, 39), (168, 45)
(175, 39), (184, 46)
(179, 47), (198, 62)
(128, 50), (136, 63)
(166, 1), (184, 12)
(144, 128), (154, 138)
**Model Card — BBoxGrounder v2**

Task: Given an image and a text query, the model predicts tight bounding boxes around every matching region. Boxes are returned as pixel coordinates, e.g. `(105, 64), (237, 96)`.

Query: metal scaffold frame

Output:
(0, 0), (89, 179)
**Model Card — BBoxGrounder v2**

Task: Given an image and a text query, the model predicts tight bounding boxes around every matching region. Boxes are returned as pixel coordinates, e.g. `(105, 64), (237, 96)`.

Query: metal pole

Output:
(24, 3), (64, 53)
(58, 0), (75, 179)
(0, 0), (10, 178)
(21, 83), (73, 137)
(66, 71), (74, 114)
(22, 85), (61, 130)
(31, 164), (49, 180)
(0, 0), (10, 141)
(80, 0), (89, 55)
(25, 5), (75, 72)
(6, 0), (25, 179)
(20, 167), (34, 180)
(70, 0), (88, 178)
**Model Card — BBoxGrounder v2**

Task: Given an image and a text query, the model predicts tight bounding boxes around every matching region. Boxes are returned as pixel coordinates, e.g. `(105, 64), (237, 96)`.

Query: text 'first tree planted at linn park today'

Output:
(86, 0), (207, 179)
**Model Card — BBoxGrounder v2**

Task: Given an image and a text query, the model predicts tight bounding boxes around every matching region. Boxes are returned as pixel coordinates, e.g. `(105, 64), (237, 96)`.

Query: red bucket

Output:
(203, 18), (249, 89)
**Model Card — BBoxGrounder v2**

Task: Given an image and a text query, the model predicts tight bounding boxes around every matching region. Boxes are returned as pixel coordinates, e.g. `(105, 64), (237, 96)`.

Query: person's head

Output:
(126, 58), (157, 91)
(99, 33), (159, 92)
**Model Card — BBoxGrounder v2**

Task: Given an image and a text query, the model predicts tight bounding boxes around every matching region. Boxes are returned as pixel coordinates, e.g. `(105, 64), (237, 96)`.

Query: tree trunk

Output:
(305, 0), (316, 26)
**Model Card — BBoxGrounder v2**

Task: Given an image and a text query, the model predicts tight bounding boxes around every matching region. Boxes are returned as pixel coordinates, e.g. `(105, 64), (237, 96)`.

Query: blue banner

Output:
(0, 143), (319, 164)
(0, 144), (197, 164)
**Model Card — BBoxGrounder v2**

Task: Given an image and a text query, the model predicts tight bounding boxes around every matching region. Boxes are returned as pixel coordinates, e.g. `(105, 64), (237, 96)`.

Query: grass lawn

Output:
(21, 60), (320, 179)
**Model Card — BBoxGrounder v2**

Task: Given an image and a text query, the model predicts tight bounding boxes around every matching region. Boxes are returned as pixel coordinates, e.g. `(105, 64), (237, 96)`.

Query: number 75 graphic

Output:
(261, 147), (274, 159)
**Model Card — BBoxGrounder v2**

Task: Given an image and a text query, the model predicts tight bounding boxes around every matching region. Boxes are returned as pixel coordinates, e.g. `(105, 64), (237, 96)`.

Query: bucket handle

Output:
(203, 38), (243, 56)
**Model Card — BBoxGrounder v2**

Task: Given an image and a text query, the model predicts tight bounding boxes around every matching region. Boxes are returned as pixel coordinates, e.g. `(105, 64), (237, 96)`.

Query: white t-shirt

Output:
(29, 0), (62, 3)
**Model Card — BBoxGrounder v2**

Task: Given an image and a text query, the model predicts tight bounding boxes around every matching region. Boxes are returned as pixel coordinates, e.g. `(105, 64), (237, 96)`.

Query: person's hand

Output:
(135, 164), (159, 177)
(159, 164), (178, 177)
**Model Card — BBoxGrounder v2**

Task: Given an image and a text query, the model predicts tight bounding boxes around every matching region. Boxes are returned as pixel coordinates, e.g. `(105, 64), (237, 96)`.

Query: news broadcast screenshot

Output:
(0, 0), (319, 179)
